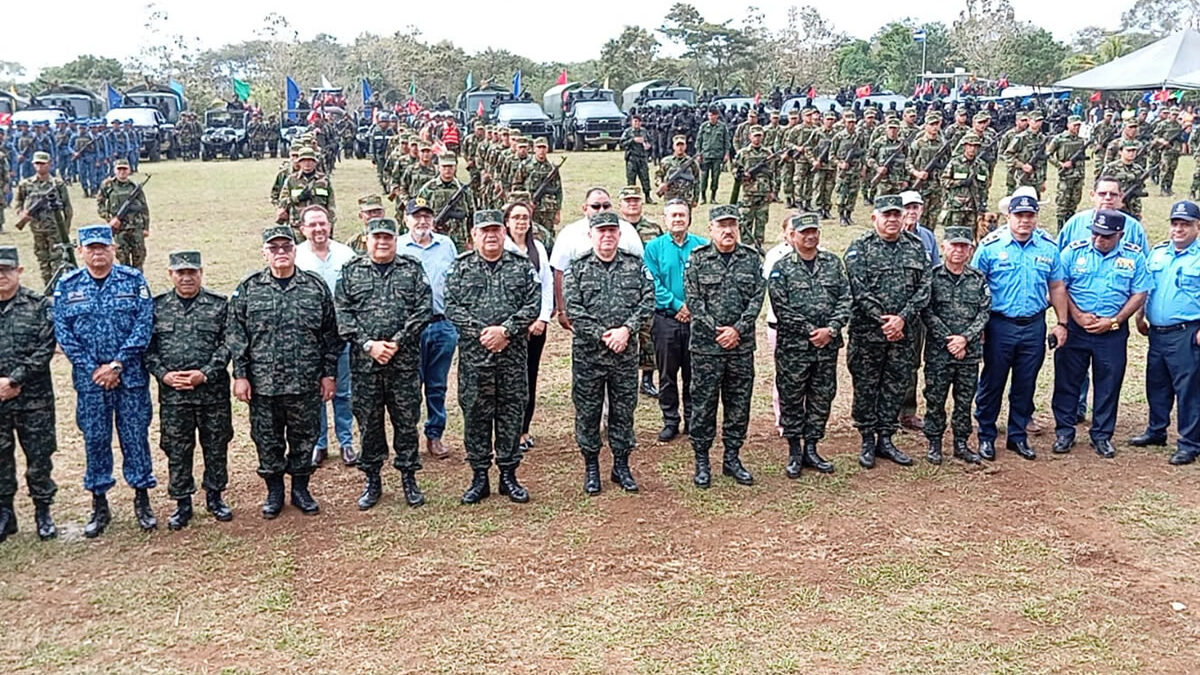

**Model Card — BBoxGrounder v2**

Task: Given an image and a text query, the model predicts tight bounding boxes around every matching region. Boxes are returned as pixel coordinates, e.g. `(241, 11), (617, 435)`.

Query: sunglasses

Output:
(587, 202), (612, 210)
(265, 243), (295, 253)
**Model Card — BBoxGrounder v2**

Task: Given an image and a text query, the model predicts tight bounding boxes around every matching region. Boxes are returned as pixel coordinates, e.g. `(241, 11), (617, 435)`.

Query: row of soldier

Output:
(2, 118), (143, 203)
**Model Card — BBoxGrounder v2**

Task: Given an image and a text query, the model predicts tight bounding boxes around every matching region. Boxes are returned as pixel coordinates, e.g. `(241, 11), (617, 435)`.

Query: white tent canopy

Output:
(1056, 29), (1200, 91)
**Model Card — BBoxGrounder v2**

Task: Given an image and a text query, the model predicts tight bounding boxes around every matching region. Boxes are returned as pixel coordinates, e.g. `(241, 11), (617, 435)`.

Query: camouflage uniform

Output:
(733, 136), (775, 248)
(1102, 158), (1148, 220)
(657, 150), (698, 205)
(620, 125), (653, 198)
(809, 121), (838, 215)
(629, 213), (662, 374)
(403, 162), (438, 204)
(278, 170), (335, 226)
(778, 115), (800, 204)
(921, 260), (991, 445)
(831, 123), (867, 223)
(939, 147), (988, 229)
(866, 127), (908, 198)
(786, 118), (816, 209)
(97, 171), (150, 269)
(1154, 115), (1185, 194)
(1046, 126), (1088, 228)
(522, 152), (562, 243)
(1004, 124), (1048, 192)
(906, 133), (948, 228)
(417, 174), (475, 253)
(14, 173), (72, 286)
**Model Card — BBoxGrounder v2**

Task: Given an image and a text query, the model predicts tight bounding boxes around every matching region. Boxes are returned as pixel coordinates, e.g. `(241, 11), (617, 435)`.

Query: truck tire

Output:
(149, 145), (161, 162)
(574, 132), (586, 152)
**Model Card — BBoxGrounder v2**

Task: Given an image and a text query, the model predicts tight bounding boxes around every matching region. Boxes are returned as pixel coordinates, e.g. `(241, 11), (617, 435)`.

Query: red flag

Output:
(556, 69), (568, 86)
(753, 92), (761, 106)
(807, 86), (816, 99)
(477, 100), (485, 117)
(855, 84), (871, 98)
(1153, 89), (1170, 102)
(1089, 91), (1102, 102)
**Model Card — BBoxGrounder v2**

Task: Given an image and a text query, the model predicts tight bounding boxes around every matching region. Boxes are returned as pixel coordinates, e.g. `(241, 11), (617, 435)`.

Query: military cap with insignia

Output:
(406, 197), (433, 215)
(168, 250), (203, 270)
(358, 194), (384, 211)
(1090, 209), (1126, 236)
(590, 211), (620, 228)
(438, 152), (457, 166)
(296, 147), (317, 160)
(960, 132), (982, 145)
(789, 213), (820, 231)
(473, 209), (504, 227)
(874, 194), (903, 212)
(114, 158), (130, 169)
(79, 224), (115, 246)
(32, 151), (51, 163)
(367, 217), (399, 235)
(262, 225), (296, 243)
(709, 204), (740, 221)
(619, 185), (644, 200)
(0, 246), (19, 268)
(944, 226), (974, 245)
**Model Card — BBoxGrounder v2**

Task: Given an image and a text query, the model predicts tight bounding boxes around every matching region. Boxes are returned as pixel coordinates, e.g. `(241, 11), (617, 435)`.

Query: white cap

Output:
(997, 196), (1012, 214)
(1012, 185), (1039, 200)
(899, 190), (923, 205)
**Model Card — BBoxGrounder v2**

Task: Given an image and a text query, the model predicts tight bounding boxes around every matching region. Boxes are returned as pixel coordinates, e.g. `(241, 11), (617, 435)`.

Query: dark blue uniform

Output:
(1143, 235), (1200, 461)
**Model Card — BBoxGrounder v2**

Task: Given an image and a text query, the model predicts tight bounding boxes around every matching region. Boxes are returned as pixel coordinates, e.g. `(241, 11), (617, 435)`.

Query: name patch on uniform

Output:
(66, 290), (87, 303)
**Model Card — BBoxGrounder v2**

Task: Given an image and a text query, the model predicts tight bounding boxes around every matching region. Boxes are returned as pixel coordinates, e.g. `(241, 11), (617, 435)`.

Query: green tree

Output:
(997, 27), (1068, 85)
(1120, 0), (1200, 36)
(659, 2), (757, 90)
(599, 26), (662, 93)
(834, 41), (880, 89)
(874, 21), (953, 91)
(35, 55), (126, 91)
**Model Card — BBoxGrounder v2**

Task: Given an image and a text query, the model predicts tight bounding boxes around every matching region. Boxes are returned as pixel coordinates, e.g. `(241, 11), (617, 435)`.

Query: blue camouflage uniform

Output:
(1052, 212), (1153, 446)
(123, 121), (140, 171)
(52, 225), (156, 495)
(1141, 201), (1200, 462)
(971, 197), (1065, 447)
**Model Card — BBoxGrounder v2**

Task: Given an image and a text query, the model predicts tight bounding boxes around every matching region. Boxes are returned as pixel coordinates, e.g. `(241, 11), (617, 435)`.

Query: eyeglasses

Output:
(265, 243), (295, 253)
(587, 202), (612, 211)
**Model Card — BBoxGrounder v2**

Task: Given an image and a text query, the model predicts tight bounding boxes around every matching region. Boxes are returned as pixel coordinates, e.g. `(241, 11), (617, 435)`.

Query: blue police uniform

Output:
(124, 122), (140, 172)
(971, 210), (1064, 447)
(1052, 237), (1153, 445)
(52, 226), (156, 495)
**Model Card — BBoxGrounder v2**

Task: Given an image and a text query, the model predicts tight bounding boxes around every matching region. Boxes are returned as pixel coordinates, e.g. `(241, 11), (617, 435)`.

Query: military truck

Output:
(124, 83), (188, 125)
(30, 84), (105, 121)
(105, 106), (176, 161)
(620, 80), (696, 113)
(490, 93), (553, 146)
(542, 83), (625, 150)
(200, 109), (249, 161)
(454, 83), (510, 128)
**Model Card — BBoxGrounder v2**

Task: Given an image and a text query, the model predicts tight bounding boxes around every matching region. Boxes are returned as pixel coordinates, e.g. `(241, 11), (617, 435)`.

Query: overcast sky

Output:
(5, 0), (1133, 77)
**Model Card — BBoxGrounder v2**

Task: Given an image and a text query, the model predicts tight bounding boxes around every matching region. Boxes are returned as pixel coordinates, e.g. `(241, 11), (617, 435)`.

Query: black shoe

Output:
(785, 438), (804, 479)
(693, 450), (712, 488)
(802, 440), (834, 473)
(34, 502), (56, 540)
(357, 470), (383, 510)
(859, 434), (877, 469)
(262, 475), (285, 519)
(721, 451), (754, 485)
(167, 497), (192, 531)
(311, 445), (328, 467)
(610, 455), (639, 492)
(1168, 448), (1199, 465)
(658, 424), (680, 442)
(289, 474), (320, 515)
(1006, 438), (1037, 460)
(134, 488), (158, 531)
(205, 489), (233, 522)
(497, 466), (529, 503)
(84, 493), (111, 538)
(1092, 438), (1117, 459)
(978, 440), (996, 461)
(640, 373), (659, 398)
(0, 504), (15, 543)
(1129, 432), (1168, 447)
(926, 438), (943, 465)
(583, 454), (602, 495)
(877, 435), (914, 466)
(402, 470), (427, 507)
(1051, 434), (1075, 454)
(953, 440), (981, 464)
(461, 468), (491, 504)
(645, 197), (657, 204)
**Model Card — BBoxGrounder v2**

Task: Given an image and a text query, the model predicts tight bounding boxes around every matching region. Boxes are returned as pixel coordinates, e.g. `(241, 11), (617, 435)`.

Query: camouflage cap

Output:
(1124, 119), (1140, 127)
(787, 108), (800, 117)
(31, 151), (51, 163)
(262, 225), (296, 243)
(789, 213), (820, 231)
(973, 112), (991, 123)
(358, 194), (384, 211)
(1067, 114), (1082, 124)
(842, 111), (856, 120)
(366, 217), (399, 235)
(289, 143), (304, 154)
(589, 211), (620, 228)
(0, 246), (19, 268)
(619, 185), (644, 200)
(533, 137), (548, 147)
(297, 147), (317, 160)
(924, 112), (942, 124)
(874, 194), (903, 212)
(749, 125), (764, 136)
(822, 111), (838, 120)
(885, 119), (901, 129)
(1121, 139), (1141, 149)
(473, 209), (504, 227)
(438, 152), (457, 166)
(473, 120), (484, 129)
(168, 250), (203, 270)
(863, 108), (877, 118)
(114, 158), (130, 169)
(79, 224), (115, 246)
(944, 226), (974, 245)
(769, 109), (781, 117)
(747, 108), (759, 117)
(507, 189), (532, 204)
(1028, 110), (1045, 121)
(960, 132), (983, 145)
(515, 137), (530, 146)
(672, 134), (687, 144)
(1016, 111), (1029, 121)
(417, 139), (433, 150)
(709, 204), (740, 222)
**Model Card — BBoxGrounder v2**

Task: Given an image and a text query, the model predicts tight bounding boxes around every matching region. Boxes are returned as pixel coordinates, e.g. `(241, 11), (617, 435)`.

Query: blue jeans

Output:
(316, 344), (354, 450)
(419, 318), (459, 439)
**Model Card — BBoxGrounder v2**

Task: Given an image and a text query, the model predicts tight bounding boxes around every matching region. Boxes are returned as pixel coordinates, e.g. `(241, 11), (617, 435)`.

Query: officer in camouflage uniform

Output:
(335, 217), (432, 510)
(618, 186), (662, 397)
(733, 108), (759, 155)
(1154, 107), (1186, 196)
(346, 194), (386, 255)
(921, 227), (990, 465)
(277, 147), (335, 235)
(906, 114), (948, 229)
(522, 138), (563, 243)
(247, 113), (272, 159)
(998, 112), (1029, 193)
(1047, 115), (1088, 229)
(14, 152), (73, 287)
(970, 112), (1000, 193)
(445, 210), (540, 505)
(270, 145), (301, 206)
(1104, 118), (1142, 166)
(0, 246), (58, 542)
(763, 109), (784, 155)
(228, 225), (340, 519)
(733, 125), (775, 249)
(766, 213), (849, 478)
(1004, 110), (1049, 194)
(809, 111), (839, 219)
(620, 115), (655, 201)
(369, 114), (396, 190)
(788, 107), (819, 210)
(417, 152), (474, 251)
(779, 108), (800, 206)
(867, 119), (909, 200)
(400, 140), (438, 204)
(844, 195), (931, 469)
(858, 108), (879, 205)
(144, 250), (234, 530)
(461, 121), (486, 187)
(832, 113), (868, 226)
(96, 159), (150, 270)
(1092, 109), (1119, 176)
(564, 211), (655, 494)
(939, 132), (988, 229)
(1102, 141), (1149, 220)
(685, 205), (765, 488)
(656, 135), (699, 206)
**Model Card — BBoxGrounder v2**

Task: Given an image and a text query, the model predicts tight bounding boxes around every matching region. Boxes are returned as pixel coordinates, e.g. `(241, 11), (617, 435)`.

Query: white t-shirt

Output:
(762, 240), (792, 325)
(549, 217), (645, 271)
(296, 240), (358, 292)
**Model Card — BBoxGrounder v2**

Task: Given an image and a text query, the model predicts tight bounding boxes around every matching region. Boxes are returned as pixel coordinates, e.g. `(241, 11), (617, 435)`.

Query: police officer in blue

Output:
(1132, 200), (1200, 465)
(123, 119), (140, 172)
(972, 194), (1070, 460)
(53, 119), (73, 183)
(1051, 210), (1153, 458)
(53, 224), (157, 538)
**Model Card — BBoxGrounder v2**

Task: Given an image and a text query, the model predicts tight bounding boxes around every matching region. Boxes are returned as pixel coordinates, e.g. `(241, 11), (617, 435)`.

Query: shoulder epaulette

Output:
(1122, 241), (1142, 253)
(1067, 239), (1089, 250)
(1153, 239), (1171, 249)
(456, 249), (475, 260)
(979, 230), (1003, 246)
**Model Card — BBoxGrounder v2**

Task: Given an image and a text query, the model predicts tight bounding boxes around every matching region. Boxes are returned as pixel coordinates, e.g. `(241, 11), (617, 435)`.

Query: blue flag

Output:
(1141, 91), (1153, 103)
(106, 84), (123, 110)
(912, 28), (927, 43)
(466, 71), (474, 90)
(512, 69), (521, 96)
(168, 79), (185, 97)
(361, 78), (372, 105)
(285, 76), (302, 122)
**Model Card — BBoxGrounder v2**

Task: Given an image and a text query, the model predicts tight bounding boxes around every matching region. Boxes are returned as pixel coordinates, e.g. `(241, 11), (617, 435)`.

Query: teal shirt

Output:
(1060, 240), (1154, 318)
(644, 232), (709, 312)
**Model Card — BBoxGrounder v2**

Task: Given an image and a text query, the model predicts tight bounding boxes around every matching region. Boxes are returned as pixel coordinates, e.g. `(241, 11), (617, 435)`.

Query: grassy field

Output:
(0, 150), (1198, 674)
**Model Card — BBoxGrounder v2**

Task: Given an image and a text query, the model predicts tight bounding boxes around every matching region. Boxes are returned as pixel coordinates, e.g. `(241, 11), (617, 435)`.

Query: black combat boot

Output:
(0, 500), (15, 543)
(497, 465), (529, 503)
(785, 438), (804, 479)
(926, 438), (943, 465)
(261, 474), (285, 519)
(721, 449), (754, 485)
(693, 450), (712, 489)
(953, 439), (981, 464)
(34, 502), (56, 540)
(802, 440), (834, 473)
(876, 435), (914, 466)
(859, 433), (877, 469)
(839, 209), (851, 226)
(610, 454), (639, 492)
(461, 468), (491, 504)
(640, 371), (659, 398)
(134, 488), (158, 531)
(583, 453), (602, 495)
(205, 489), (233, 522)
(167, 497), (193, 531)
(401, 470), (427, 507)
(84, 493), (111, 538)
(357, 469), (383, 510)
(290, 474), (320, 515)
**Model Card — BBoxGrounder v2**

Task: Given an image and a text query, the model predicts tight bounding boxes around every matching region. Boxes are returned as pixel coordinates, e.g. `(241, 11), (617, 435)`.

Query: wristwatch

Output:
(109, 361), (123, 374)
(1110, 321), (1120, 332)
(362, 340), (373, 353)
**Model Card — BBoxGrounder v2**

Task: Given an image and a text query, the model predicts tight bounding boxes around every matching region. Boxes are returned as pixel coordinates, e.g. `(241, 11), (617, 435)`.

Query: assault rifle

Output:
(531, 156), (567, 206)
(111, 174), (152, 230)
(656, 155), (699, 197)
(13, 188), (62, 231)
(910, 141), (954, 191)
(70, 136), (96, 161)
(732, 147), (789, 204)
(433, 182), (472, 229)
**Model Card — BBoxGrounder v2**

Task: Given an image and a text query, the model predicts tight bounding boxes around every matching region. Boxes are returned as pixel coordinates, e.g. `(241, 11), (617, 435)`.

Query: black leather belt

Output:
(990, 311), (1044, 326)
(1151, 320), (1200, 333)
(430, 314), (447, 323)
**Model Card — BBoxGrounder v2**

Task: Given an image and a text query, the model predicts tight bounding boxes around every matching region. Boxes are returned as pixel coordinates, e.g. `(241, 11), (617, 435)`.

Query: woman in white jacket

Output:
(504, 199), (555, 452)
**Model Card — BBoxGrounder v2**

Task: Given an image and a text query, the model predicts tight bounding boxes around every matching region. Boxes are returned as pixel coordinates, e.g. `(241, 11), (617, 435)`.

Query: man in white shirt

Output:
(295, 205), (359, 466)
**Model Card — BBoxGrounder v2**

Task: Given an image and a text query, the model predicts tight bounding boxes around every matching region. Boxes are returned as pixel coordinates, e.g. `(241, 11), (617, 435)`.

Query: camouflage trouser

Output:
(918, 186), (943, 229)
(374, 157), (389, 190)
(663, 183), (696, 206)
(1148, 146), (1163, 181)
(874, 178), (907, 199)
(811, 169), (835, 211)
(699, 159), (722, 201)
(0, 405), (57, 505)
(775, 355), (838, 441)
(533, 208), (557, 253)
(1191, 158), (1200, 196)
(248, 392), (320, 477)
(639, 321), (655, 371)
(1160, 151), (1180, 192)
(31, 224), (64, 287)
(1005, 165), (1017, 194)
(1055, 176), (1085, 229)
(739, 196), (770, 250)
(573, 353), (639, 457)
(438, 218), (471, 254)
(984, 161), (998, 194)
(848, 335), (915, 436)
(114, 226), (147, 270)
(835, 167), (862, 211)
(626, 159), (652, 199)
(159, 401), (232, 499)
(689, 350), (754, 454)
(923, 356), (980, 442)
(352, 367), (422, 473)
(780, 159), (795, 204)
(793, 161), (813, 206)
(861, 172), (877, 205)
(458, 360), (528, 470)
(939, 208), (978, 230)
(901, 319), (926, 418)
